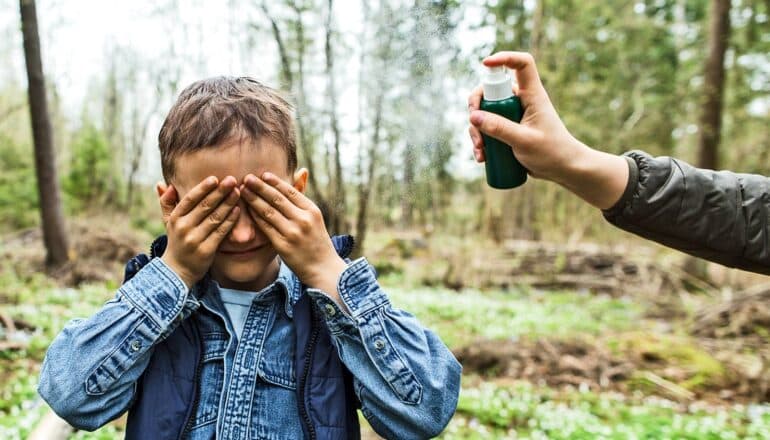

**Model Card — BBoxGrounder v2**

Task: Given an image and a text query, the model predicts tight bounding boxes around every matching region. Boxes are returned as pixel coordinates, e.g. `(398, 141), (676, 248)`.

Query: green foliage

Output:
(386, 286), (642, 347)
(63, 123), (118, 210)
(0, 134), (38, 230)
(449, 381), (770, 439)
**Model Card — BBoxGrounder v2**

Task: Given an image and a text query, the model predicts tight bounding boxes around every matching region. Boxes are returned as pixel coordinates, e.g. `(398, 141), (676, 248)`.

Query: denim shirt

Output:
(38, 255), (462, 439)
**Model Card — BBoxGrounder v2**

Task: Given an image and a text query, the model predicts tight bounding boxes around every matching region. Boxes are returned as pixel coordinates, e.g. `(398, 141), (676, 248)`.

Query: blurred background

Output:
(1, 0), (769, 438)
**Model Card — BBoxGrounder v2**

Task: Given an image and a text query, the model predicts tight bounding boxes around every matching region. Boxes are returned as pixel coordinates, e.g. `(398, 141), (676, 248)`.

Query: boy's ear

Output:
(293, 168), (309, 194)
(156, 181), (168, 198)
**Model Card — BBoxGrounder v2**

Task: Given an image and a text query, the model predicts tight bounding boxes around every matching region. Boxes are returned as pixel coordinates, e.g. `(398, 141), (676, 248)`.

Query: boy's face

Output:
(168, 137), (305, 291)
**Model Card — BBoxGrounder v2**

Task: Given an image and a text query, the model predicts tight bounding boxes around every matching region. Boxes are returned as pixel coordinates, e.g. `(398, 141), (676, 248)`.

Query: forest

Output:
(1, 0), (769, 438)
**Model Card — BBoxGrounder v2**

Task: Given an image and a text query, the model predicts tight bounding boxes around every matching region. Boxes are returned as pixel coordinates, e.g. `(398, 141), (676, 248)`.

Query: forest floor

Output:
(2, 219), (770, 438)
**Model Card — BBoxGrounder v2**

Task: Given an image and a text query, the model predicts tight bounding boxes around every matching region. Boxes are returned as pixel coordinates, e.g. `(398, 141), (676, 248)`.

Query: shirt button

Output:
(324, 303), (337, 317)
(374, 339), (386, 351)
(130, 340), (141, 352)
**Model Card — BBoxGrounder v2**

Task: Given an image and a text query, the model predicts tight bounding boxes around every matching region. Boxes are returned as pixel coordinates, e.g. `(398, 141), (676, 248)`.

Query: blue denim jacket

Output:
(38, 237), (461, 439)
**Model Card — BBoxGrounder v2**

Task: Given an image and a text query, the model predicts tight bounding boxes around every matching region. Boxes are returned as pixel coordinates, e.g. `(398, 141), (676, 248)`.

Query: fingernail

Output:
(470, 111), (484, 126)
(474, 151), (481, 162)
(221, 176), (234, 186)
(262, 172), (273, 180)
(207, 176), (217, 185)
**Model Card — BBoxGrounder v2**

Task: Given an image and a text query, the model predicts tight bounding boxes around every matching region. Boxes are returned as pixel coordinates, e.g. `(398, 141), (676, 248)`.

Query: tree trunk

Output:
(324, 0), (346, 234)
(20, 0), (69, 267)
(259, 2), (331, 221)
(530, 0), (545, 59)
(697, 0), (731, 170)
(354, 87), (384, 258)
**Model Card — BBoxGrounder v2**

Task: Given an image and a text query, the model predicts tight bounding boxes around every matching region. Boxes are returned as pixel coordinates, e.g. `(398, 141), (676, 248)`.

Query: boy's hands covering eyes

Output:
(241, 172), (348, 303)
(157, 176), (241, 288)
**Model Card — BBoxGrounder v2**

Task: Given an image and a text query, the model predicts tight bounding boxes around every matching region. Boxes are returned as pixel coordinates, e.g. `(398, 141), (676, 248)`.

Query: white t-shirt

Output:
(217, 287), (257, 340)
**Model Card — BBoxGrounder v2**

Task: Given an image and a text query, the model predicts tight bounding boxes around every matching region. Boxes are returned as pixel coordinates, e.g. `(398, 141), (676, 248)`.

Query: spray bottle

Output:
(480, 66), (527, 189)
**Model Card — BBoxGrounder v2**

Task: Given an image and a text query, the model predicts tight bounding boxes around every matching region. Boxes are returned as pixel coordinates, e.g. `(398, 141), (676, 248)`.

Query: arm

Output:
(467, 51), (628, 210)
(38, 259), (193, 430)
(604, 151), (770, 274)
(39, 176), (240, 430)
(468, 52), (770, 273)
(241, 172), (461, 439)
(306, 261), (461, 439)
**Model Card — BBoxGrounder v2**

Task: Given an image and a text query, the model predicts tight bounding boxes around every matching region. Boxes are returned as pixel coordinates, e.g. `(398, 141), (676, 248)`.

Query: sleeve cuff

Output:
(307, 257), (390, 331)
(118, 257), (191, 328)
(603, 152), (640, 218)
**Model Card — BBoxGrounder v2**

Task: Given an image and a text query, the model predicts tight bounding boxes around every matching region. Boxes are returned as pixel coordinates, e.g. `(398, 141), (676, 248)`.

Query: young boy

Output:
(39, 77), (461, 439)
(468, 51), (770, 274)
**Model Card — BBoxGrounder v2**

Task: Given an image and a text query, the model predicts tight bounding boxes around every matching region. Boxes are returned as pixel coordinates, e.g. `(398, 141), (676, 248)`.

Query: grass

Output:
(0, 268), (768, 439)
(446, 380), (770, 439)
(385, 285), (643, 347)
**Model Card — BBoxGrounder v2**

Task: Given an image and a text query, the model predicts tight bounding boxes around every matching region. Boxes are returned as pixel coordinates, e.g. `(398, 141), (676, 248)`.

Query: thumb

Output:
(157, 183), (178, 224)
(469, 110), (537, 150)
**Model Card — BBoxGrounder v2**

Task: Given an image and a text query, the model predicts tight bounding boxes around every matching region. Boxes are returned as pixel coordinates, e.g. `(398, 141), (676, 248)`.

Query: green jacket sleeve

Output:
(603, 150), (770, 274)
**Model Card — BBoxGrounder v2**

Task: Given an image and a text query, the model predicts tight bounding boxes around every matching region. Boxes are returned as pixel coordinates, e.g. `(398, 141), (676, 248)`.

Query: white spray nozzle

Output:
(484, 66), (508, 82)
(482, 65), (514, 101)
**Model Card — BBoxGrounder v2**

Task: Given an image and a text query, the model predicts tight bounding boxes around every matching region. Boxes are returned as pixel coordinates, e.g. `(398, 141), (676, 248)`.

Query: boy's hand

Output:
(157, 176), (241, 288)
(468, 51), (628, 209)
(241, 172), (348, 303)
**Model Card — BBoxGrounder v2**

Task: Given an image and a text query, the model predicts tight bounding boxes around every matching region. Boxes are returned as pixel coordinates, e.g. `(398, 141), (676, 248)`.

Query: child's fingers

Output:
(248, 206), (283, 244)
(259, 172), (313, 211)
(470, 110), (540, 151)
(157, 184), (178, 225)
(243, 174), (303, 219)
(200, 205), (240, 252)
(186, 176), (238, 225)
(242, 187), (291, 235)
(173, 176), (219, 218)
(196, 187), (241, 240)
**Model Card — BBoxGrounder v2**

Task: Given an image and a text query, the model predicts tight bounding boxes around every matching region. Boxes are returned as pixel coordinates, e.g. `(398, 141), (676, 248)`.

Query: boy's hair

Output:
(158, 76), (298, 182)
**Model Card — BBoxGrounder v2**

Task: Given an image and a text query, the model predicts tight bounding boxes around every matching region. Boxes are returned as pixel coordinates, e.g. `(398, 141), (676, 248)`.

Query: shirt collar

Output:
(198, 258), (301, 320)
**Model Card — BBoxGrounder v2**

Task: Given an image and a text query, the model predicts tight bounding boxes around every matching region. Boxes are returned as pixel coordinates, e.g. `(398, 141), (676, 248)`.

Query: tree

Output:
(19, 0), (69, 267)
(697, 0), (731, 170)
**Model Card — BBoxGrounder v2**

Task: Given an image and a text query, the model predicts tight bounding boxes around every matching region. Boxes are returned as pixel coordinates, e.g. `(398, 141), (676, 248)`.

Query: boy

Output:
(468, 51), (770, 274)
(39, 77), (461, 439)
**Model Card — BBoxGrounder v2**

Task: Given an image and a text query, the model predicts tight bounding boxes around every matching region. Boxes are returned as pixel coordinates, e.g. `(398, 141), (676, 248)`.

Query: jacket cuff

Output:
(118, 257), (191, 328)
(307, 257), (389, 331)
(602, 152), (641, 218)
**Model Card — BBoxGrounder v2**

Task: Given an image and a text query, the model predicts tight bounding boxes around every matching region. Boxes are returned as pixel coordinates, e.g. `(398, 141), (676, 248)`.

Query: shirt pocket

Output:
(257, 311), (296, 390)
(190, 332), (228, 429)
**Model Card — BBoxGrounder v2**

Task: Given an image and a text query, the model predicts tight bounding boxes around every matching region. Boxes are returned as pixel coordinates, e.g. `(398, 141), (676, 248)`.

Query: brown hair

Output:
(158, 76), (297, 182)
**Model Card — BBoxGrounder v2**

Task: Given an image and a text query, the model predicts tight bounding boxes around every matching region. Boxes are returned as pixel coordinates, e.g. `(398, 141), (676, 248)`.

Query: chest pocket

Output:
(257, 306), (297, 390)
(191, 332), (228, 429)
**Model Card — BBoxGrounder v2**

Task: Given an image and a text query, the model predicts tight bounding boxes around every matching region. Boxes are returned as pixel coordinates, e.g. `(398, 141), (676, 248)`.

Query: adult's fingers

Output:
(186, 176), (239, 225)
(469, 110), (540, 150)
(469, 126), (485, 162)
(483, 52), (544, 98)
(468, 85), (483, 111)
(173, 176), (219, 218)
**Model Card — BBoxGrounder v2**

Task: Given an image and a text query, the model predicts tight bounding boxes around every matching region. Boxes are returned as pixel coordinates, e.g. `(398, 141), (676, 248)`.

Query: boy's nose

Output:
(226, 201), (258, 244)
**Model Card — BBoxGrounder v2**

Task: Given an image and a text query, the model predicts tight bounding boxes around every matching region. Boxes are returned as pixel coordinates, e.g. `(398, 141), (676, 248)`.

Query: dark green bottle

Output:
(480, 66), (527, 189)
